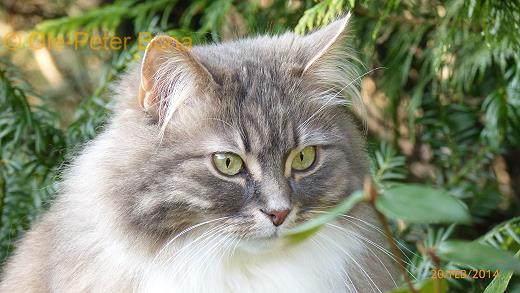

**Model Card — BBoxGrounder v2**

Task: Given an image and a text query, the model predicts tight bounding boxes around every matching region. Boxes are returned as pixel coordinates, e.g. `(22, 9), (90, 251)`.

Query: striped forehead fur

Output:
(148, 18), (365, 135)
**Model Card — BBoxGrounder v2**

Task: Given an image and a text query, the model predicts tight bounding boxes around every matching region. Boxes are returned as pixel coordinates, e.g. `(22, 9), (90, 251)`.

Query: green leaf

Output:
(283, 190), (364, 243)
(388, 279), (448, 293)
(483, 271), (513, 293)
(375, 185), (471, 224)
(294, 0), (347, 34)
(481, 217), (520, 251)
(437, 241), (520, 273)
(483, 250), (519, 293)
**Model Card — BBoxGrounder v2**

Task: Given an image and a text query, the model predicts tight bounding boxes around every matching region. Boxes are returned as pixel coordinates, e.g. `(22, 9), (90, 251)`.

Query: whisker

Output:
(317, 233), (382, 293)
(322, 220), (415, 267)
(309, 210), (421, 262)
(138, 217), (229, 291)
(176, 224), (234, 286)
(174, 223), (230, 269)
(166, 222), (230, 287)
(325, 223), (417, 281)
(298, 67), (385, 133)
(197, 225), (238, 282)
(155, 216), (230, 262)
(206, 226), (237, 264)
(326, 224), (398, 287)
(229, 224), (253, 260)
(310, 237), (356, 293)
(221, 232), (239, 263)
(338, 214), (422, 260)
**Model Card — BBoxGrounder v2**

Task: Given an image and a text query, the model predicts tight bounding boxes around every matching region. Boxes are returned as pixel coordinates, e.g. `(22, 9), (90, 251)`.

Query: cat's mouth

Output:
(256, 228), (283, 240)
(219, 208), (299, 250)
(235, 220), (296, 248)
(237, 232), (286, 253)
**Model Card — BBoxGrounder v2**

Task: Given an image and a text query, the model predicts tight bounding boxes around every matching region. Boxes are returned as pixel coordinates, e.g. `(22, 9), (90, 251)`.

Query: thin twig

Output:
(364, 177), (417, 293)
(425, 247), (443, 293)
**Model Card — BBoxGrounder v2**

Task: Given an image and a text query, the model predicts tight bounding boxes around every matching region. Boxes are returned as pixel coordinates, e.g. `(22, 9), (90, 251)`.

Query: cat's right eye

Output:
(212, 153), (243, 176)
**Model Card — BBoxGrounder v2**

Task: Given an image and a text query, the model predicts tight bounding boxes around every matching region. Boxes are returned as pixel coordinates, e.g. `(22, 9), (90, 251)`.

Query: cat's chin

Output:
(237, 236), (284, 254)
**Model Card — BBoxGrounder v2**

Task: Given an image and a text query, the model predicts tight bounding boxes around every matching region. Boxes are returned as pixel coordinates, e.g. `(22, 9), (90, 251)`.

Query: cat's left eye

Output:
(212, 153), (243, 176)
(291, 146), (316, 171)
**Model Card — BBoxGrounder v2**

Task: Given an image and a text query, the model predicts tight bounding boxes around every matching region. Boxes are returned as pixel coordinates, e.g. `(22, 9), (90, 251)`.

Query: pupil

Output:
(225, 157), (231, 168)
(299, 152), (304, 162)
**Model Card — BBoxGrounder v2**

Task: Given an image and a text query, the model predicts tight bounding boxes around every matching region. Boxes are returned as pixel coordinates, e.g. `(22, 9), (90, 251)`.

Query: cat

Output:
(0, 14), (398, 292)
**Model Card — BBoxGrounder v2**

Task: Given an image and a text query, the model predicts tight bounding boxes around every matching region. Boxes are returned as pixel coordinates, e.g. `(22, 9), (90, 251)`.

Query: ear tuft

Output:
(300, 12), (365, 125)
(139, 36), (180, 109)
(138, 35), (215, 123)
(302, 12), (352, 75)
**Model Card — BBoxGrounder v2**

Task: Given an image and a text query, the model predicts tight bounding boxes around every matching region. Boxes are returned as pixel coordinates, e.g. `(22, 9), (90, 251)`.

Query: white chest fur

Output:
(136, 225), (366, 293)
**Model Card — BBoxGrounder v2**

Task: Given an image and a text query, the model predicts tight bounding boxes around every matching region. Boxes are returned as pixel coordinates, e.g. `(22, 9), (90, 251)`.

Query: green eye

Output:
(212, 153), (243, 176)
(291, 146), (316, 171)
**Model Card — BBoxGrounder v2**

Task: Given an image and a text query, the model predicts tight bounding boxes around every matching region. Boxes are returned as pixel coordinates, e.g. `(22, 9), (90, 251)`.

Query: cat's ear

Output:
(138, 35), (215, 112)
(301, 13), (352, 76)
(300, 13), (364, 116)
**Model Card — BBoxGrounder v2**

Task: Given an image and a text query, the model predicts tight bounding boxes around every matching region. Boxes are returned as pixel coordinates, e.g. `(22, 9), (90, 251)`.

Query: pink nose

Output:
(261, 209), (290, 226)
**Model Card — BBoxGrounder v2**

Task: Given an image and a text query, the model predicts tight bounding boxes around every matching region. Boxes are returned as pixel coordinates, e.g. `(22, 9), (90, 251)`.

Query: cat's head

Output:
(109, 14), (368, 249)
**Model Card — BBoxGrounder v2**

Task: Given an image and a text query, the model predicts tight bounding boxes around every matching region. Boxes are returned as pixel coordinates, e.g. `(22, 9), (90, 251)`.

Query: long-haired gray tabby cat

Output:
(1, 14), (397, 292)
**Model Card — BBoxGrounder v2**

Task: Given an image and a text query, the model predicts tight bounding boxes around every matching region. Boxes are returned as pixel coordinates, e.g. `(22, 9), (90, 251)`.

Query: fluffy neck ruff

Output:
(135, 223), (383, 293)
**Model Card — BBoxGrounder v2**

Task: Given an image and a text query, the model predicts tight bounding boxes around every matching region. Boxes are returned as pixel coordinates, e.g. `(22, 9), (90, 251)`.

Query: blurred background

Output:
(1, 0), (519, 291)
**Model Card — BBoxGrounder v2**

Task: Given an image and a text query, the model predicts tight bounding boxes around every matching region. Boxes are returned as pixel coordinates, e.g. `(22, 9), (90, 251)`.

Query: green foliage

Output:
(484, 259), (516, 293)
(371, 142), (408, 184)
(295, 0), (351, 34)
(283, 182), (514, 292)
(375, 185), (471, 224)
(390, 279), (448, 293)
(1, 0), (519, 292)
(283, 190), (364, 243)
(482, 217), (520, 252)
(36, 0), (179, 36)
(0, 60), (65, 262)
(437, 241), (520, 273)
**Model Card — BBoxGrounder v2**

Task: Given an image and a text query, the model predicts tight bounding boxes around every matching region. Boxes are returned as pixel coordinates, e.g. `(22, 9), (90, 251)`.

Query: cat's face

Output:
(113, 16), (367, 248)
